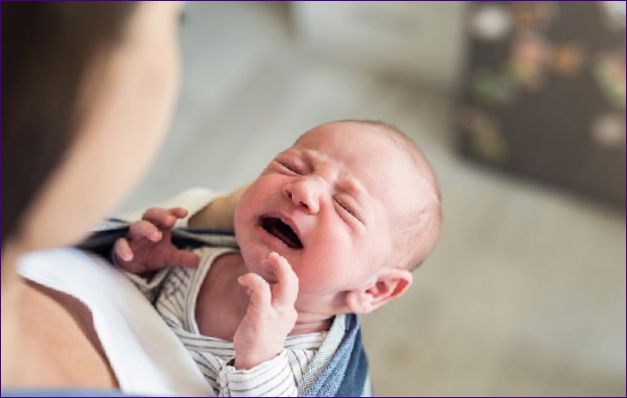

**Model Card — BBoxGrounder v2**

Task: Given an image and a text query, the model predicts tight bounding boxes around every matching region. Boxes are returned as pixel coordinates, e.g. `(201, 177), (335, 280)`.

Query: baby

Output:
(114, 120), (441, 396)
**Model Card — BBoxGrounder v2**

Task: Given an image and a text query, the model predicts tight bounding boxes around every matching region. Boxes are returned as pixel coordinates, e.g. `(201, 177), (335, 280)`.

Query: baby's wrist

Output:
(234, 349), (281, 370)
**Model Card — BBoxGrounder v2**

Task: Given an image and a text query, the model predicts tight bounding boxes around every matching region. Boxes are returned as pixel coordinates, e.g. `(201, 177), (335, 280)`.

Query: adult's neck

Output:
(2, 239), (23, 291)
(1, 240), (23, 385)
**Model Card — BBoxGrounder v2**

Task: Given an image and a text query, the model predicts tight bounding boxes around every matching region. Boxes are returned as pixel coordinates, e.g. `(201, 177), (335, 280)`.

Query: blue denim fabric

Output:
(302, 313), (369, 397)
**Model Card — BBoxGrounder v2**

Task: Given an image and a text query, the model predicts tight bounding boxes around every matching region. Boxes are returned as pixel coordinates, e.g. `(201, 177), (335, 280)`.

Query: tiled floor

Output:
(120, 3), (626, 396)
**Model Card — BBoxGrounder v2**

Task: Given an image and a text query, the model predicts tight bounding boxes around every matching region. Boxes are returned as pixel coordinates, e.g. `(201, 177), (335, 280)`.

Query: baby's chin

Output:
(238, 244), (272, 278)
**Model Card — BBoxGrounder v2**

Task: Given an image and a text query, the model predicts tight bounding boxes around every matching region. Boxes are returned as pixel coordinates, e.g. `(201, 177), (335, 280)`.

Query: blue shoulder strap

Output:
(303, 313), (370, 397)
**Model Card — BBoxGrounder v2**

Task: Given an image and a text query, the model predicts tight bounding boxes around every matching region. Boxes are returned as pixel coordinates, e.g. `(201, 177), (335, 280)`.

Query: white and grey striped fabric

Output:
(128, 246), (326, 396)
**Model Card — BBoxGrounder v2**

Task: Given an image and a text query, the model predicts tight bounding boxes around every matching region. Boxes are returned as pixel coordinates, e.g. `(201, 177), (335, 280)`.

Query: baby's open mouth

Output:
(261, 216), (303, 249)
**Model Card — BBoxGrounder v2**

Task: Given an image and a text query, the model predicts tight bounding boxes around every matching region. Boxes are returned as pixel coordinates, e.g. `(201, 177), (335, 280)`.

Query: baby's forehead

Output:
(294, 124), (429, 183)
(294, 121), (381, 145)
(293, 123), (403, 160)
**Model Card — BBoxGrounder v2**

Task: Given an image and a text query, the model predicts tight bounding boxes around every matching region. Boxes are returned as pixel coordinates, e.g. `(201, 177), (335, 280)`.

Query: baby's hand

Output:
(114, 207), (200, 275)
(233, 252), (299, 369)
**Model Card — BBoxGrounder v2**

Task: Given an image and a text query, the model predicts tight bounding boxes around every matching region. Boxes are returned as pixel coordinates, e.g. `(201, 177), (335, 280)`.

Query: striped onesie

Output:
(129, 246), (327, 396)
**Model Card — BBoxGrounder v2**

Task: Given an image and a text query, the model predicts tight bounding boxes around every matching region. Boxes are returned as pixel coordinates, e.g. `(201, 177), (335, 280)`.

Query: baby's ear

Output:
(346, 268), (413, 314)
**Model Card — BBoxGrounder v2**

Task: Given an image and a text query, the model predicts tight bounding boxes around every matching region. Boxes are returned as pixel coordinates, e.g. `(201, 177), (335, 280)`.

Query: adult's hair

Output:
(2, 2), (138, 242)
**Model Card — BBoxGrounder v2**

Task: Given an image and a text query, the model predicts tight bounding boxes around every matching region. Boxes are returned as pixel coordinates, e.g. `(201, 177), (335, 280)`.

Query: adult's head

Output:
(2, 2), (183, 265)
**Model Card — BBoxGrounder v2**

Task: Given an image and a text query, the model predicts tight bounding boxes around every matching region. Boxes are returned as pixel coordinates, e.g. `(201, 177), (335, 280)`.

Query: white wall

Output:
(292, 2), (467, 93)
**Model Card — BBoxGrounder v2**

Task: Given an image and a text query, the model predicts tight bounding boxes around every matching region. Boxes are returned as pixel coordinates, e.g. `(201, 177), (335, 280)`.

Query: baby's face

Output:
(234, 122), (422, 296)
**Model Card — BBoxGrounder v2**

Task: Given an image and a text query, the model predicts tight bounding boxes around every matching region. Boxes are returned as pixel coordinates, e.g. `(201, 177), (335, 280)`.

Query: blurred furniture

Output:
(457, 1), (626, 207)
(291, 2), (467, 93)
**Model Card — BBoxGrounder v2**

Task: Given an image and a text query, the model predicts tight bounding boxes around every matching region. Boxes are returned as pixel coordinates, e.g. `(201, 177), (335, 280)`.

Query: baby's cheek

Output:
(238, 241), (266, 274)
(296, 261), (346, 294)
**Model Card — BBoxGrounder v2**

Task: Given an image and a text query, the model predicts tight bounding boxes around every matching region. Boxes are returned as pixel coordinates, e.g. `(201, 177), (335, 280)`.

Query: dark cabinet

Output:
(457, 2), (625, 207)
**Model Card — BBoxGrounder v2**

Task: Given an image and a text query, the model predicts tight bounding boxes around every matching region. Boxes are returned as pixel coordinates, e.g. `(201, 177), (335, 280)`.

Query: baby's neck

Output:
(194, 252), (334, 341)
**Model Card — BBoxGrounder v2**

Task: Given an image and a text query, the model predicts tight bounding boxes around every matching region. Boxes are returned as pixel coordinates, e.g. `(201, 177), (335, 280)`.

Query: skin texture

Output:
(1, 2), (183, 388)
(116, 121), (438, 369)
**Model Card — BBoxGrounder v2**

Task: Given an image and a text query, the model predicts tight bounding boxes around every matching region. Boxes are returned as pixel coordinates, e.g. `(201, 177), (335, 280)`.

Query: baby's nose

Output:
(283, 180), (320, 214)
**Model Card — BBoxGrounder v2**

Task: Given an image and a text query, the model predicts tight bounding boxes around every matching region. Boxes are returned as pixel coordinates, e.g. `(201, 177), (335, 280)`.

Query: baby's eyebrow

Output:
(337, 175), (366, 198)
(299, 149), (368, 196)
(282, 147), (310, 162)
(298, 148), (321, 162)
(278, 148), (300, 157)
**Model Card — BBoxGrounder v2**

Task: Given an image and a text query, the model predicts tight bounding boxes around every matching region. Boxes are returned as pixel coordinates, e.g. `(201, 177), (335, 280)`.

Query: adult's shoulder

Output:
(5, 276), (117, 388)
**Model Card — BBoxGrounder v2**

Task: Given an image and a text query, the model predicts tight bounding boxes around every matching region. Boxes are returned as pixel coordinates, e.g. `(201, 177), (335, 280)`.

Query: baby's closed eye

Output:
(277, 160), (303, 175)
(333, 195), (361, 222)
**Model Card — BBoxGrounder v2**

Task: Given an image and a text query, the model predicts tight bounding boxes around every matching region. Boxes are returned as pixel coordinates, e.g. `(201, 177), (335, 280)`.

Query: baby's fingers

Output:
(113, 237), (134, 262)
(129, 220), (162, 242)
(142, 207), (187, 229)
(238, 273), (271, 309)
(267, 252), (299, 307)
(169, 207), (188, 219)
(166, 249), (201, 268)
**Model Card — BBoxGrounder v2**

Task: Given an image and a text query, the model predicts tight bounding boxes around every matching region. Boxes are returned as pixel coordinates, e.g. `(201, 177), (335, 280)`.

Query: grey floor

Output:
(120, 3), (626, 396)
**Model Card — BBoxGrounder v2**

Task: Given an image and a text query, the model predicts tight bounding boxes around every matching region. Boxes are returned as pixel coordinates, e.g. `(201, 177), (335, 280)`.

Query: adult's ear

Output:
(346, 268), (413, 314)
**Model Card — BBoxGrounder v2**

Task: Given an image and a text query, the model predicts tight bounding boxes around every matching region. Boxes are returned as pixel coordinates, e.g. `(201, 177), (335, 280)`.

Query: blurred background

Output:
(119, 2), (625, 395)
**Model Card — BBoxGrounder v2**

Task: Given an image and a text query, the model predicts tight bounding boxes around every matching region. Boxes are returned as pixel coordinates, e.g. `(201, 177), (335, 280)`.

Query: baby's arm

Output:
(218, 351), (298, 397)
(114, 207), (200, 275)
(188, 185), (247, 229)
(217, 252), (300, 396)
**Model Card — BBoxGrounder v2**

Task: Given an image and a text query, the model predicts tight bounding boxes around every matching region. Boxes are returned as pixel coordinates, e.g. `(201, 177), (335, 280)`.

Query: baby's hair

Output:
(325, 119), (442, 271)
